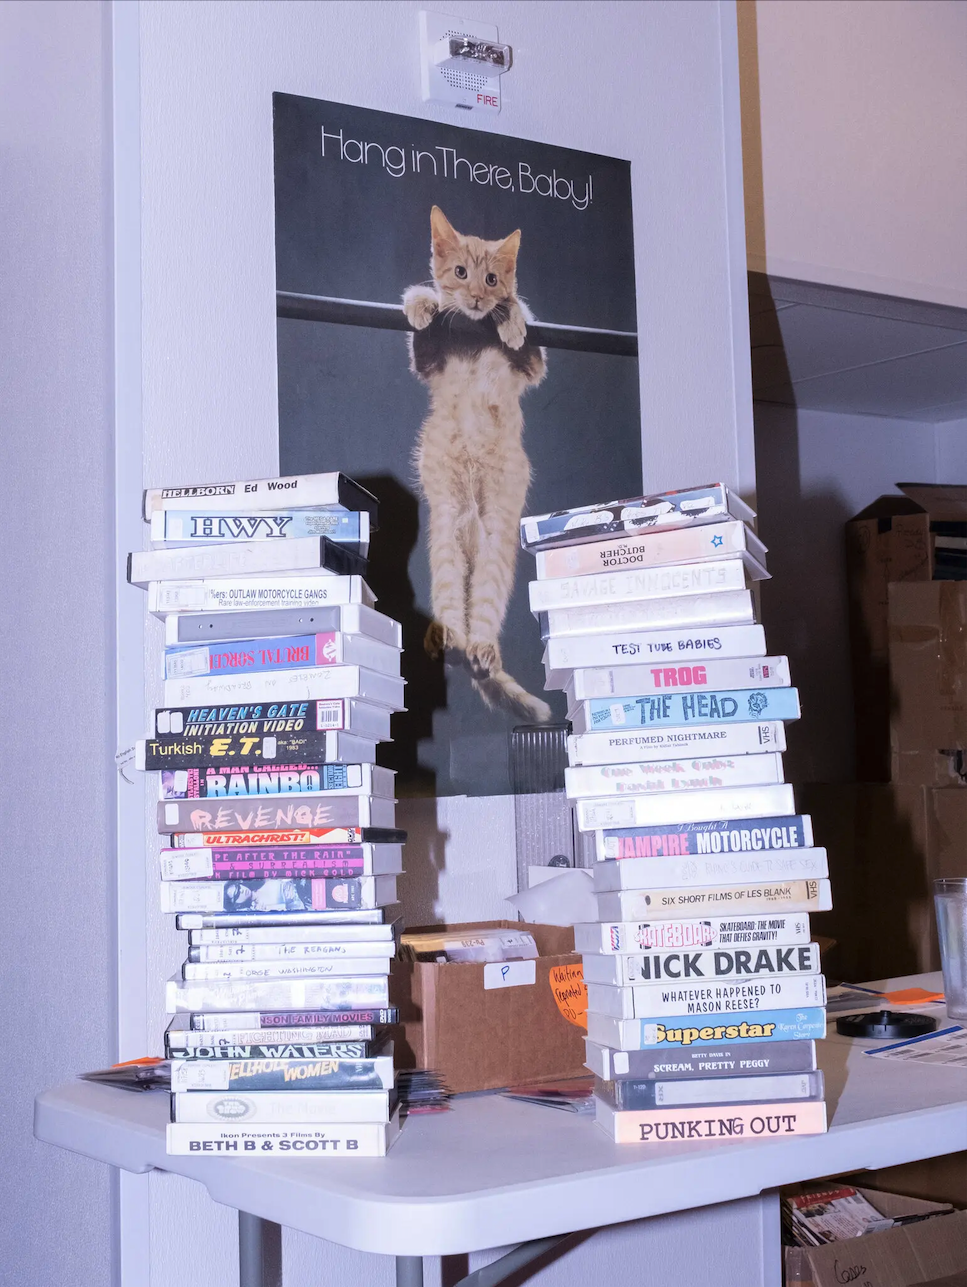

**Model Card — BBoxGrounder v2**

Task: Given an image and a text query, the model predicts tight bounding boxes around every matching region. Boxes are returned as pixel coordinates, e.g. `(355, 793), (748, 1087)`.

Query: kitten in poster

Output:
(403, 206), (551, 721)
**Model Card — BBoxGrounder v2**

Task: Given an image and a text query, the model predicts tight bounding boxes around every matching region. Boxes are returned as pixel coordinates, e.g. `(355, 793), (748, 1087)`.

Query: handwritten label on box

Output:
(483, 960), (536, 990)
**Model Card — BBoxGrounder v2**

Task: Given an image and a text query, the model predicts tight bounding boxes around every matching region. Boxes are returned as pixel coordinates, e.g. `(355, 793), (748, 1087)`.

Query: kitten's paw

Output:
(466, 639), (501, 677)
(403, 289), (438, 331)
(497, 309), (527, 350)
(424, 621), (465, 659)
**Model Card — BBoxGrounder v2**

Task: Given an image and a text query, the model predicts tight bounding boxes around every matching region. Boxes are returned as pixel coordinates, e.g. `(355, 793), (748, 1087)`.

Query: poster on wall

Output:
(274, 93), (640, 797)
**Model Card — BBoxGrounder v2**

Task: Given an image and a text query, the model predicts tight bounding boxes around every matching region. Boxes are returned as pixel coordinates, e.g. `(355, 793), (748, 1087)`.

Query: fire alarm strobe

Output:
(420, 10), (512, 114)
(836, 1010), (938, 1040)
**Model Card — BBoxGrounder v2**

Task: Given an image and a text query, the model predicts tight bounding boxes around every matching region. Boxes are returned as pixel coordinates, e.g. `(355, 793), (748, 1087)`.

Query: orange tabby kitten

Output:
(403, 206), (550, 722)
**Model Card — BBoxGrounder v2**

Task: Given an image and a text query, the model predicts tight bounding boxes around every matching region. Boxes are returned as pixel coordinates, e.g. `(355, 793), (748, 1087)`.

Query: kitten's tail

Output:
(472, 670), (553, 723)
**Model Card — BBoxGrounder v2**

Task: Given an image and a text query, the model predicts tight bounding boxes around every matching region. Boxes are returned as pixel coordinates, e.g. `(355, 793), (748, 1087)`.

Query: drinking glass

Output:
(934, 878), (967, 1022)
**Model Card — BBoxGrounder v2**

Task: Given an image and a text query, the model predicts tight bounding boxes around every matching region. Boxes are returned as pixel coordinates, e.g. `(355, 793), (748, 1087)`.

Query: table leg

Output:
(238, 1211), (281, 1287)
(396, 1255), (425, 1287)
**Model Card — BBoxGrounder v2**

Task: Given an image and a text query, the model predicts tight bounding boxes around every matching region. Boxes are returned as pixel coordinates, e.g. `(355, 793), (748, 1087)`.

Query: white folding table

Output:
(34, 972), (967, 1287)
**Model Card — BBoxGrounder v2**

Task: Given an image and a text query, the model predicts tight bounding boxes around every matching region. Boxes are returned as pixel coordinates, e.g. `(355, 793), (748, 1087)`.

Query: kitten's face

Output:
(429, 205), (520, 321)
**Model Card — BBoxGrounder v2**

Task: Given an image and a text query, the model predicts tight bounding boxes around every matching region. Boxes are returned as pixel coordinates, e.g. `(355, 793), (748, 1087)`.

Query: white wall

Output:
(127, 1), (757, 1284)
(754, 405), (964, 784)
(0, 2), (116, 1285)
(739, 0), (967, 308)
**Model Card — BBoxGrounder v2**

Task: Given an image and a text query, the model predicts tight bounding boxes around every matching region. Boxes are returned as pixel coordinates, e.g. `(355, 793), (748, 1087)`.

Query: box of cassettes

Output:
(391, 921), (587, 1094)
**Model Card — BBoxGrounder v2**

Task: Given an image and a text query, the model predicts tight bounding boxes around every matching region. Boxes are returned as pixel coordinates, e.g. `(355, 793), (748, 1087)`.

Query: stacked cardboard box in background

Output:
(844, 483), (966, 976)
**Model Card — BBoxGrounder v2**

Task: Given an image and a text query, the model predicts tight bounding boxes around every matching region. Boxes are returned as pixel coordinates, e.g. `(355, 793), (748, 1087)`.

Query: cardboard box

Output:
(798, 783), (967, 979)
(390, 921), (587, 1094)
(860, 1153), (967, 1211)
(784, 1188), (965, 1287)
(889, 581), (967, 787)
(846, 484), (967, 780)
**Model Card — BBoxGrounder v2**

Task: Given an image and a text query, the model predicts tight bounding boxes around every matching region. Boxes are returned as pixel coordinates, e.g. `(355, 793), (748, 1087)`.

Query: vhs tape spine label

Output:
(586, 1007), (826, 1050)
(540, 590), (755, 640)
(598, 1099), (826, 1144)
(593, 849), (828, 892)
(587, 973), (826, 1019)
(160, 875), (396, 915)
(529, 559), (750, 613)
(574, 913), (812, 954)
(155, 508), (366, 546)
(595, 879), (830, 921)
(148, 575), (373, 615)
(566, 656), (789, 701)
(157, 762), (364, 797)
(581, 943), (821, 985)
(565, 753), (783, 799)
(546, 623), (767, 675)
(568, 723), (786, 766)
(577, 784), (796, 832)
(571, 687), (801, 734)
(170, 1055), (394, 1091)
(536, 520), (757, 579)
(597, 814), (813, 859)
(158, 795), (380, 835)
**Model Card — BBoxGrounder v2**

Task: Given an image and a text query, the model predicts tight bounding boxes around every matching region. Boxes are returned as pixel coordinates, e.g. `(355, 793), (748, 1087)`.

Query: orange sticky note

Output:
(549, 963), (588, 1029)
(882, 987), (945, 1006)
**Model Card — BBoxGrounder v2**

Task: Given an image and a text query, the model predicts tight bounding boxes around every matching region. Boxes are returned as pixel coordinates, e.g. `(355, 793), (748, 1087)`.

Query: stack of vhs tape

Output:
(128, 471), (405, 1157)
(521, 485), (829, 1145)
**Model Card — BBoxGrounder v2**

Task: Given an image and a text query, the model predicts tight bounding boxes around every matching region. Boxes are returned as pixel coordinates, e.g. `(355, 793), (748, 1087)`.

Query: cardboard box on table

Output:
(889, 581), (967, 787)
(799, 784), (967, 980)
(846, 484), (966, 780)
(784, 1187), (965, 1287)
(391, 921), (587, 1094)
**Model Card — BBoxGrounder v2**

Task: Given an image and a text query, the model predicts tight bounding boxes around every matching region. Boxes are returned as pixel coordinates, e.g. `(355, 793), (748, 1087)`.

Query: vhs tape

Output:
(163, 631), (400, 681)
(568, 687), (801, 735)
(576, 784), (796, 833)
(158, 793), (396, 836)
(163, 664), (406, 711)
(594, 1098), (827, 1144)
(170, 1088), (393, 1124)
(165, 1115), (400, 1157)
(165, 602), (401, 649)
(166, 1029), (383, 1055)
(592, 849), (829, 892)
(155, 762), (393, 799)
(160, 875), (398, 916)
(585, 1006), (827, 1051)
(187, 921), (398, 945)
(173, 828), (402, 851)
(187, 940), (396, 962)
(129, 535), (366, 588)
(565, 753), (784, 800)
(535, 520), (767, 581)
(175, 906), (399, 931)
(595, 879), (831, 921)
(544, 622), (766, 676)
(597, 1070), (824, 1111)
(596, 814), (813, 860)
(529, 559), (754, 615)
(165, 974), (391, 1015)
(574, 913), (813, 954)
(584, 1037), (817, 1081)
(520, 484), (755, 552)
(159, 758), (384, 798)
(581, 943), (822, 987)
(568, 724), (786, 767)
(563, 656), (790, 703)
(187, 1006), (398, 1031)
(144, 471), (378, 522)
(154, 698), (391, 742)
(147, 575), (375, 617)
(538, 589), (756, 641)
(151, 507), (369, 550)
(181, 958), (392, 982)
(170, 1053), (395, 1092)
(161, 843), (403, 882)
(585, 973), (826, 1020)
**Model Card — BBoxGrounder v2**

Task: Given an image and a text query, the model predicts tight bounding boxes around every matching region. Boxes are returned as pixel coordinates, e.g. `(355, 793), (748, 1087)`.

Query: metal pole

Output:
(238, 1211), (268, 1287)
(396, 1255), (425, 1287)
